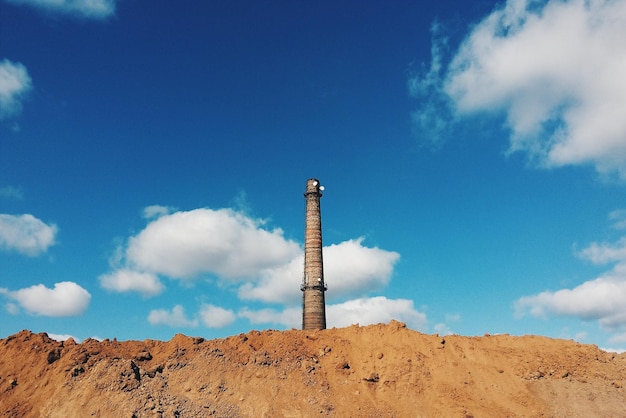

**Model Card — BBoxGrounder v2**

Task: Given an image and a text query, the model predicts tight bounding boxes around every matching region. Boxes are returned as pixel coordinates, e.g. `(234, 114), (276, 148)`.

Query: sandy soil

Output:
(1, 321), (624, 417)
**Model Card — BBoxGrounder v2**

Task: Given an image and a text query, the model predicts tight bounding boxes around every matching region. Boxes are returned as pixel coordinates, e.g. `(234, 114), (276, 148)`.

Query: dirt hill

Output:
(1, 321), (624, 417)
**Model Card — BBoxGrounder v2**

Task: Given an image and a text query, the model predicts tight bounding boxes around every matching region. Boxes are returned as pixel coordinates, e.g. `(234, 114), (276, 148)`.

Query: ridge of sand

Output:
(1, 321), (624, 417)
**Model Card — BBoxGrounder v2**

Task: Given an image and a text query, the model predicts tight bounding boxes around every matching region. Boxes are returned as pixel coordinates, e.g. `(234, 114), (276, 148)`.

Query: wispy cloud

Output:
(4, 0), (118, 19)
(609, 210), (626, 230)
(411, 0), (626, 179)
(0, 59), (32, 121)
(0, 281), (91, 316)
(0, 186), (24, 200)
(142, 205), (174, 220)
(0, 213), (57, 256)
(408, 21), (455, 148)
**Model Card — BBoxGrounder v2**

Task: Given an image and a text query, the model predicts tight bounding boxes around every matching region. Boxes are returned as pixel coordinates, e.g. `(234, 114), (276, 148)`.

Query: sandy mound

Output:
(1, 321), (624, 417)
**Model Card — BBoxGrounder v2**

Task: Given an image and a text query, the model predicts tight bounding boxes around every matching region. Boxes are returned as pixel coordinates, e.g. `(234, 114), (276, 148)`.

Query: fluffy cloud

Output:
(0, 60), (32, 121)
(237, 256), (303, 303)
(125, 208), (301, 280)
(103, 207), (303, 295)
(147, 303), (236, 329)
(199, 304), (236, 328)
(0, 213), (57, 256)
(5, 0), (117, 19)
(238, 238), (400, 303)
(239, 296), (427, 331)
(104, 206), (407, 332)
(515, 237), (626, 331)
(98, 269), (164, 297)
(238, 306), (301, 329)
(324, 239), (400, 298)
(147, 305), (198, 327)
(515, 274), (626, 327)
(327, 297), (427, 330)
(412, 0), (626, 179)
(0, 281), (90, 316)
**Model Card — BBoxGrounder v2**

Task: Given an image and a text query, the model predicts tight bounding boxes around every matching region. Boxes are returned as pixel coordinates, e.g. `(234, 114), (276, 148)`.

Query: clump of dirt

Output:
(1, 321), (624, 417)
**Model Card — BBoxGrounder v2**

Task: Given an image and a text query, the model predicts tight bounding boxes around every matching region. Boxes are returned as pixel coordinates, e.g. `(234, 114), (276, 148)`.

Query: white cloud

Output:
(515, 274), (626, 326)
(142, 205), (174, 220)
(432, 313), (461, 336)
(412, 0), (626, 179)
(238, 238), (400, 303)
(0, 281), (90, 316)
(146, 303), (236, 329)
(324, 239), (400, 297)
(515, 212), (626, 353)
(237, 256), (303, 303)
(445, 313), (461, 323)
(327, 296), (427, 330)
(48, 333), (79, 342)
(239, 296), (427, 331)
(515, 236), (626, 332)
(578, 238), (626, 265)
(125, 208), (301, 280)
(238, 306), (301, 329)
(104, 207), (302, 296)
(105, 206), (403, 328)
(5, 0), (117, 19)
(433, 323), (454, 336)
(0, 213), (57, 256)
(98, 269), (164, 297)
(573, 331), (588, 343)
(199, 304), (236, 328)
(0, 186), (24, 200)
(609, 331), (626, 345)
(5, 302), (19, 315)
(609, 210), (626, 230)
(409, 21), (455, 147)
(147, 305), (198, 327)
(0, 60), (32, 121)
(601, 346), (626, 354)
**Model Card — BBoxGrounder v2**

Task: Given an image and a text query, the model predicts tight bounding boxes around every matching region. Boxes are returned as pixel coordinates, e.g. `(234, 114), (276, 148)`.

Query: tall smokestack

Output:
(301, 178), (327, 330)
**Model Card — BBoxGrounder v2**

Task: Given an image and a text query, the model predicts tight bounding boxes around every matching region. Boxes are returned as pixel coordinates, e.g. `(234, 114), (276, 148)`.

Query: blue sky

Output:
(1, 0), (626, 352)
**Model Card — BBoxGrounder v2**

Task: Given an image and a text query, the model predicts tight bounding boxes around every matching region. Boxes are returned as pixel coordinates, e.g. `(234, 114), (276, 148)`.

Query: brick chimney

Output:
(301, 178), (327, 330)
